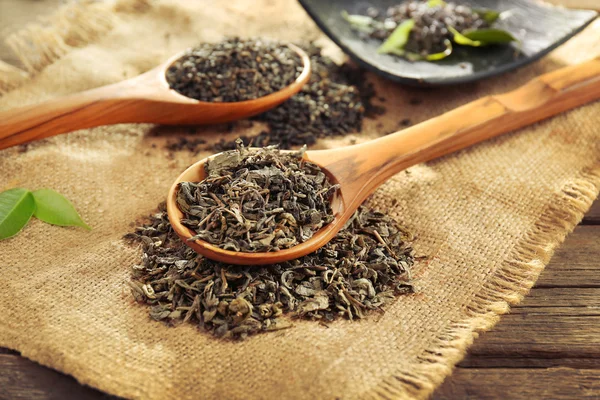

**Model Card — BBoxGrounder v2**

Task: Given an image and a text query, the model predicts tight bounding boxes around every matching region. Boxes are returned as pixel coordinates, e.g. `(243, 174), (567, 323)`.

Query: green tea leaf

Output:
(377, 19), (415, 54)
(384, 39), (452, 62)
(474, 9), (501, 23)
(448, 26), (483, 47)
(463, 28), (517, 45)
(0, 188), (35, 240)
(32, 189), (91, 230)
(425, 39), (453, 60)
(341, 10), (374, 29)
(427, 0), (446, 7)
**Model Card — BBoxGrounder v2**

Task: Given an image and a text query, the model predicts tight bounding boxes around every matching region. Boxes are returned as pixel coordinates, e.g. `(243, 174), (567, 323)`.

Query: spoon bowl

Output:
(0, 43), (311, 150)
(166, 151), (347, 265)
(168, 56), (600, 265)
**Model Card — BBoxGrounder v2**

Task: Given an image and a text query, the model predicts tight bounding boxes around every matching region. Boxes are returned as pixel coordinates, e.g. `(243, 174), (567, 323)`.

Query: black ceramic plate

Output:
(298, 0), (597, 86)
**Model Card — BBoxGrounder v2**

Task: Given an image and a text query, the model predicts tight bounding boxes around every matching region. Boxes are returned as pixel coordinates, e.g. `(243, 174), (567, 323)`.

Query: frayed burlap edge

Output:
(1, 2), (600, 399)
(0, 0), (151, 94)
(366, 166), (600, 400)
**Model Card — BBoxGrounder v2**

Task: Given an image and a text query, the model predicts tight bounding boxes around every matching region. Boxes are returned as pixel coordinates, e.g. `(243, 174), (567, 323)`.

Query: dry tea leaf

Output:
(0, 188), (35, 240)
(126, 202), (415, 340)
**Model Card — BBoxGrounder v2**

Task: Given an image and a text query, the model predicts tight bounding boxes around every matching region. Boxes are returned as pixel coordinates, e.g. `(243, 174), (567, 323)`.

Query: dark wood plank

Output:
(536, 225), (600, 287)
(457, 230), (600, 368)
(0, 354), (118, 400)
(459, 289), (600, 367)
(583, 200), (600, 224)
(433, 368), (600, 400)
(466, 314), (600, 358)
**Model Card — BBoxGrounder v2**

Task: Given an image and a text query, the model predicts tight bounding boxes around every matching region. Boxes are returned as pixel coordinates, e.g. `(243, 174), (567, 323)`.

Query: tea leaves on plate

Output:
(343, 1), (515, 61)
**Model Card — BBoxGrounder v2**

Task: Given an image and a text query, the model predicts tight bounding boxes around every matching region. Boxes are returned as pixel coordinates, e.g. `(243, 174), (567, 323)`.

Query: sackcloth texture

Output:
(1, 1), (599, 399)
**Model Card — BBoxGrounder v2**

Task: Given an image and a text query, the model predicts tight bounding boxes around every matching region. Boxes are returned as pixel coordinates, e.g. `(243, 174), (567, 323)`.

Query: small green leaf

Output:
(427, 0), (446, 7)
(341, 10), (374, 29)
(425, 39), (453, 60)
(32, 189), (91, 230)
(463, 28), (517, 45)
(377, 19), (415, 54)
(474, 9), (501, 24)
(0, 188), (35, 240)
(448, 26), (483, 47)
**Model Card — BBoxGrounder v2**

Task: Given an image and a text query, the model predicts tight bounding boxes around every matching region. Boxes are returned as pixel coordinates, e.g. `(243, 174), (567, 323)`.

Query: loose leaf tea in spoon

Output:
(176, 139), (338, 252)
(211, 42), (380, 151)
(166, 37), (302, 102)
(127, 202), (415, 339)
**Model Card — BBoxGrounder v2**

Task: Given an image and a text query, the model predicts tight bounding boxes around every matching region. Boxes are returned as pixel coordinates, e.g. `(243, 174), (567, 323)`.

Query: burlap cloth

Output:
(1, 1), (599, 399)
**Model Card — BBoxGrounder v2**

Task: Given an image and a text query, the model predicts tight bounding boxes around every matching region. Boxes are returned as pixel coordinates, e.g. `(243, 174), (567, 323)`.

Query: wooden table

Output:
(1, 1), (599, 399)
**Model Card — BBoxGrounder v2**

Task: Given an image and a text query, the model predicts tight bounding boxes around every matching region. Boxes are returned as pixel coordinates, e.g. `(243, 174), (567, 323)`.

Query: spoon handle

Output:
(0, 75), (160, 150)
(323, 57), (600, 204)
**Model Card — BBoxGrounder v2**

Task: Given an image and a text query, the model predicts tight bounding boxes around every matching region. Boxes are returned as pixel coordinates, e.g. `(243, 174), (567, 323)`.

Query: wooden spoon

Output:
(167, 56), (600, 265)
(0, 44), (311, 150)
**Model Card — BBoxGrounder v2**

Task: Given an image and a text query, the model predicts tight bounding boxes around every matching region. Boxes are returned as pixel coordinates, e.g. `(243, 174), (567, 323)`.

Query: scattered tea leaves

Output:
(0, 188), (35, 240)
(32, 189), (91, 230)
(127, 202), (415, 339)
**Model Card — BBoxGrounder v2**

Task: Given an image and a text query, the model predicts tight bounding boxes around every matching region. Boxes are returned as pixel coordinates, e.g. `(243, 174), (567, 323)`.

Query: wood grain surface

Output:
(1, 1), (599, 399)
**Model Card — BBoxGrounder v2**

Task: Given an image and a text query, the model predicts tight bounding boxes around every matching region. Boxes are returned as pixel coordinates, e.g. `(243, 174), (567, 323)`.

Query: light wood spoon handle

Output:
(167, 57), (600, 266)
(316, 57), (600, 208)
(0, 76), (162, 150)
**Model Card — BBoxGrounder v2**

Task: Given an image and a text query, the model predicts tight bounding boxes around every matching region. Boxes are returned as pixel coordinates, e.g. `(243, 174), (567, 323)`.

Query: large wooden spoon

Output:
(0, 44), (311, 150)
(167, 56), (600, 265)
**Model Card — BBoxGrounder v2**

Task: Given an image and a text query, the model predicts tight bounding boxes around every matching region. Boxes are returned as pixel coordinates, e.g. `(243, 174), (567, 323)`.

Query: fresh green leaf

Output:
(425, 39), (453, 60)
(474, 9), (501, 24)
(0, 188), (35, 240)
(463, 28), (517, 45)
(341, 10), (374, 31)
(32, 189), (91, 230)
(448, 26), (483, 47)
(393, 39), (452, 62)
(377, 19), (415, 54)
(427, 0), (446, 7)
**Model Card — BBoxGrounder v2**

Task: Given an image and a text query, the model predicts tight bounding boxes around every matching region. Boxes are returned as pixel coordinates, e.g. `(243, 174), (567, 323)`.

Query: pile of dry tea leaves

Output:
(211, 43), (382, 151)
(166, 37), (302, 102)
(127, 202), (414, 339)
(176, 140), (338, 252)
